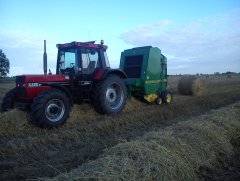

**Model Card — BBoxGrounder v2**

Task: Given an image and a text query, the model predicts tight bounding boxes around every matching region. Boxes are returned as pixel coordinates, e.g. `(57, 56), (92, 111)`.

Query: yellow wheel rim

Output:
(166, 94), (172, 103)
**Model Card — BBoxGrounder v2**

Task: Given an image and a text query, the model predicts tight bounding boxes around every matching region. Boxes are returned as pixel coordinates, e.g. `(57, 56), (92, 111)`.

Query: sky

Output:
(0, 0), (240, 76)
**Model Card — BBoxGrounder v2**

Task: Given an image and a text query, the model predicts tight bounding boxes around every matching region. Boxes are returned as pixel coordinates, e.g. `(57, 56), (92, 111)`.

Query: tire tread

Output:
(31, 89), (71, 128)
(1, 88), (16, 112)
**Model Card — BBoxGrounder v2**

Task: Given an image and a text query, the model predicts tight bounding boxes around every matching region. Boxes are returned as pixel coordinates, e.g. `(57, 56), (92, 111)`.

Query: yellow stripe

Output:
(145, 79), (168, 84)
(145, 80), (161, 84)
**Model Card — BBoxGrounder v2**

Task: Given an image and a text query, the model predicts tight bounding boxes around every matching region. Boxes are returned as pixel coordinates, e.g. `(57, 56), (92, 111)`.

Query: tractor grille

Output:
(124, 55), (143, 78)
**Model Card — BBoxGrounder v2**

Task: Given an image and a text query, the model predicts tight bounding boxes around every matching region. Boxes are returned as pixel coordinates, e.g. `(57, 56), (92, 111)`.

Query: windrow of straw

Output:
(48, 101), (240, 181)
(178, 76), (206, 96)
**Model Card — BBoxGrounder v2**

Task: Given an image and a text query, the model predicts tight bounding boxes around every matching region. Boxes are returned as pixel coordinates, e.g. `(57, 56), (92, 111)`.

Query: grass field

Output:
(0, 75), (240, 180)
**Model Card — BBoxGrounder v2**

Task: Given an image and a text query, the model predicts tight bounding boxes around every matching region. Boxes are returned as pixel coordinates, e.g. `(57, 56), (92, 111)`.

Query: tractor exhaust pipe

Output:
(43, 40), (47, 75)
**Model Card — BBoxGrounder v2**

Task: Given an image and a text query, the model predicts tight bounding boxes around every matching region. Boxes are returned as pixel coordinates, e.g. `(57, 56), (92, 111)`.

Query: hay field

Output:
(0, 75), (240, 180)
(49, 100), (240, 181)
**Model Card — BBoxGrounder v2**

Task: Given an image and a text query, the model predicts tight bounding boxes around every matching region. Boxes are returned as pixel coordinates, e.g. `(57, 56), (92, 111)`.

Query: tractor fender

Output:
(100, 68), (127, 80)
(41, 83), (73, 106)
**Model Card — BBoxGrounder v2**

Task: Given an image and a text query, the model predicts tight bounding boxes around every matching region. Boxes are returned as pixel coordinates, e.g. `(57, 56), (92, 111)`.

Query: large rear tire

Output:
(1, 88), (16, 112)
(31, 89), (71, 128)
(93, 75), (127, 114)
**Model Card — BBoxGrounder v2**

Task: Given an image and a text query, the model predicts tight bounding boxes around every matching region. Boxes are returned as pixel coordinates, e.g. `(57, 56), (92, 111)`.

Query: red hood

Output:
(16, 74), (70, 83)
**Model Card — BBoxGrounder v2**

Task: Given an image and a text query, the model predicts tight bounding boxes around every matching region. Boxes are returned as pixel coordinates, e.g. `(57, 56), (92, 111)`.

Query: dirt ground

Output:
(0, 75), (240, 180)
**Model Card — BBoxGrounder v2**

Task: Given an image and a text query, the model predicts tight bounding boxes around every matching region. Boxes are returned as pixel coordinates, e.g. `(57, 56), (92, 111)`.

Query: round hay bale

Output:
(178, 76), (206, 96)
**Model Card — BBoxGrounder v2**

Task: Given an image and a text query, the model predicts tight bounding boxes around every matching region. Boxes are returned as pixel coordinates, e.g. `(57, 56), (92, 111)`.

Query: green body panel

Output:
(119, 46), (168, 98)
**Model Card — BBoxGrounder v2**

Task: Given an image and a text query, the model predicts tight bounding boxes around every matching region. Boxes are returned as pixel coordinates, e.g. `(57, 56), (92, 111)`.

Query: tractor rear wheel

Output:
(162, 90), (173, 104)
(31, 89), (71, 128)
(93, 75), (127, 114)
(1, 88), (16, 112)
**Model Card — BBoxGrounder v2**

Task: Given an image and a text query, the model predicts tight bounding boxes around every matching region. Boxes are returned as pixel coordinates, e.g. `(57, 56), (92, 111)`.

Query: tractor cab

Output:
(54, 41), (114, 99)
(56, 41), (110, 82)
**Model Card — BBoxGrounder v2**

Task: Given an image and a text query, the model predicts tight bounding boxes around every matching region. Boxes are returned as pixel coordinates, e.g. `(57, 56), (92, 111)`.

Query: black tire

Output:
(93, 75), (127, 114)
(162, 90), (173, 104)
(31, 89), (71, 128)
(1, 88), (17, 112)
(155, 97), (163, 105)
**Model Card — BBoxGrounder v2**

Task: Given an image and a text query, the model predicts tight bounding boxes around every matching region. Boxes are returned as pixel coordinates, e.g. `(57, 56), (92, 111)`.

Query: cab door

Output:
(78, 48), (100, 87)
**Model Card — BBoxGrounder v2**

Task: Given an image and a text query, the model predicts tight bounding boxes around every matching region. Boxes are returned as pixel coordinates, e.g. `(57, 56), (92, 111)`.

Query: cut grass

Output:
(49, 101), (240, 181)
(0, 75), (240, 180)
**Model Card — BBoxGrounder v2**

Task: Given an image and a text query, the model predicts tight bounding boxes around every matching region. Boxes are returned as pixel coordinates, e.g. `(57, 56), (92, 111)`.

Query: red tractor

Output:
(1, 40), (127, 128)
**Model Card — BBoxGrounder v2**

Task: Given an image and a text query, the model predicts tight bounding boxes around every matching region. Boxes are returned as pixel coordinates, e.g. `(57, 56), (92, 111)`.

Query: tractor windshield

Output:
(58, 49), (78, 74)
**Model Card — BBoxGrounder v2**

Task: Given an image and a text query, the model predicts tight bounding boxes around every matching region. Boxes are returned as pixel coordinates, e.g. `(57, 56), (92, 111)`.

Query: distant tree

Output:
(0, 49), (10, 77)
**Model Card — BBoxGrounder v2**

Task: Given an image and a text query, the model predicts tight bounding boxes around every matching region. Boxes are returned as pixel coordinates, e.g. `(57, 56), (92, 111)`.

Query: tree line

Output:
(0, 50), (10, 77)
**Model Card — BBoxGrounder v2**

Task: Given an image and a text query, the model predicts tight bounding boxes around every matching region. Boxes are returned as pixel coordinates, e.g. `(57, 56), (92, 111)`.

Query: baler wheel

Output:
(1, 88), (16, 112)
(31, 89), (71, 128)
(162, 91), (173, 104)
(155, 97), (163, 105)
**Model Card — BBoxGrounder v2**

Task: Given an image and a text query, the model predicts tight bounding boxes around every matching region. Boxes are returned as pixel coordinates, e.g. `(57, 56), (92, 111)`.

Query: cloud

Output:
(169, 64), (190, 70)
(0, 29), (58, 76)
(119, 9), (240, 74)
(120, 20), (171, 37)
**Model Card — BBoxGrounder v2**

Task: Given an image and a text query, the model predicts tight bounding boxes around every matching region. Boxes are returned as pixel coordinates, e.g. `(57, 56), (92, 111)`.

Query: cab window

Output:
(104, 51), (110, 67)
(81, 48), (99, 74)
(58, 49), (78, 74)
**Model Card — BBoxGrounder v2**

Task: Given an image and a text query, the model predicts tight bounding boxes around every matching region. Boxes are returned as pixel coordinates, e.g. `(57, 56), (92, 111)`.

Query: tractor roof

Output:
(56, 41), (108, 50)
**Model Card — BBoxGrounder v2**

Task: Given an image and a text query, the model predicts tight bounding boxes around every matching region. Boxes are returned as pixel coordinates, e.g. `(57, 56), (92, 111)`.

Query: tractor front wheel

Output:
(94, 75), (127, 114)
(1, 88), (17, 112)
(31, 89), (71, 128)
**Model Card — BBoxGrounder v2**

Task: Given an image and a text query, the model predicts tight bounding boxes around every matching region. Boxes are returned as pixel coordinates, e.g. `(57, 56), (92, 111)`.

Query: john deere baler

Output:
(120, 46), (172, 104)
